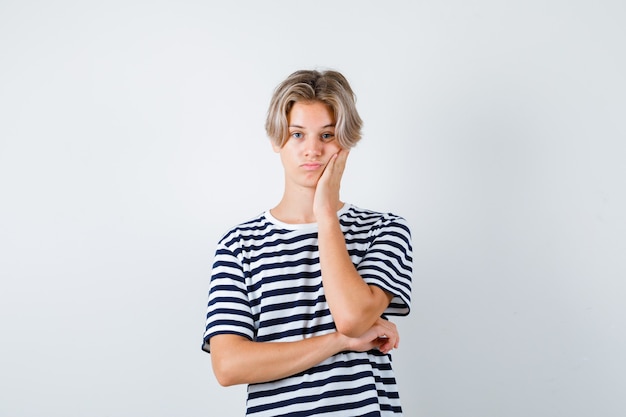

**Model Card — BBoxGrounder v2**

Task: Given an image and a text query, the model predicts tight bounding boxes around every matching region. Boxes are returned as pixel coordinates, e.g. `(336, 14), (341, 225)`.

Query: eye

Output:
(321, 133), (335, 142)
(291, 132), (303, 139)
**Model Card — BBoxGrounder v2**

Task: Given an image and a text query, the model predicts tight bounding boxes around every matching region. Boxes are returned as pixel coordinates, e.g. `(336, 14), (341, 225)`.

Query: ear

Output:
(271, 140), (281, 153)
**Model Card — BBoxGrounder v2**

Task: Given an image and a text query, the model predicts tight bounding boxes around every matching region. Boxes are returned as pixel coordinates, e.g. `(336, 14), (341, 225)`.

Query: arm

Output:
(210, 318), (398, 386)
(314, 151), (395, 337)
(317, 215), (393, 337)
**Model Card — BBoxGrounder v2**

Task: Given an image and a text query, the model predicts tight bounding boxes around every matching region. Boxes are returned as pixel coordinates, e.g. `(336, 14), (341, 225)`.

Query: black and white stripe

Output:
(203, 204), (413, 416)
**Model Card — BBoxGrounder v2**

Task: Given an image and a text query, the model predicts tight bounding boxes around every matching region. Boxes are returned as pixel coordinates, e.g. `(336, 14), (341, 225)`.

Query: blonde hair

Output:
(265, 70), (363, 149)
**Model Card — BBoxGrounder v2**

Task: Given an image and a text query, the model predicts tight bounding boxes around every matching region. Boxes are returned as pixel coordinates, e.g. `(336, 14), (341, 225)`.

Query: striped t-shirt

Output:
(203, 204), (413, 416)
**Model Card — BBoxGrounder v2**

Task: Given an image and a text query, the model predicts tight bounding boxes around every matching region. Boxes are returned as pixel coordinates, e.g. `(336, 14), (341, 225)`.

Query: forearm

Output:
(317, 214), (391, 337)
(210, 331), (349, 386)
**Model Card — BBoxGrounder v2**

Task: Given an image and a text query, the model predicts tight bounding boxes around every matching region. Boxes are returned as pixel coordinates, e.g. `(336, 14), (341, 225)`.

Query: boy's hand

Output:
(313, 149), (349, 220)
(343, 317), (399, 355)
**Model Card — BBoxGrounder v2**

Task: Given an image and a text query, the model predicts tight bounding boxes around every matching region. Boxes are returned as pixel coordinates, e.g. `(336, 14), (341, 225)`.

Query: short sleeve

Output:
(356, 215), (413, 316)
(202, 242), (255, 353)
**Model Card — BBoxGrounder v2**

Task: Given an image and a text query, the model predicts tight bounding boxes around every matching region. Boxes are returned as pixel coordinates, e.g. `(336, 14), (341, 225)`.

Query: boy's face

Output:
(273, 100), (342, 190)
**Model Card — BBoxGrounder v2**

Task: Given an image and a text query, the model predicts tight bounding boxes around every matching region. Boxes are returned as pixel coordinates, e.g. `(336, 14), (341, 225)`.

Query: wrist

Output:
(313, 201), (344, 224)
(316, 210), (340, 227)
(332, 331), (351, 352)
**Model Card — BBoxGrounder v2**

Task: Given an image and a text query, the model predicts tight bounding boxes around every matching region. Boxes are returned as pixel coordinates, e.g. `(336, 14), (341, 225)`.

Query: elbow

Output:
(334, 313), (371, 338)
(331, 286), (391, 338)
(214, 370), (235, 387)
(216, 375), (237, 387)
(210, 334), (253, 386)
(333, 296), (384, 337)
(211, 356), (240, 387)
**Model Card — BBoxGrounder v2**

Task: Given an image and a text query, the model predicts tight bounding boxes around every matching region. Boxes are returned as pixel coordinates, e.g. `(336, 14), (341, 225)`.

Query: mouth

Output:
(301, 162), (323, 171)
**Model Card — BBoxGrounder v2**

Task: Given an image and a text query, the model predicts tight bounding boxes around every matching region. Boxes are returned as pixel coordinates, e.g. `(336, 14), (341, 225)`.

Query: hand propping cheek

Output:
(318, 149), (349, 188)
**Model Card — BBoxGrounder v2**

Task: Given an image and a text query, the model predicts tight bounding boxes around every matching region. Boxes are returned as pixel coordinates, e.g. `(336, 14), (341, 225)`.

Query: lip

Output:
(301, 162), (323, 171)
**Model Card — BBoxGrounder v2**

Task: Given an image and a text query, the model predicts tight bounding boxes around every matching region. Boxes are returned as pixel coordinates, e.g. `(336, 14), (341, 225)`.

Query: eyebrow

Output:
(288, 124), (336, 129)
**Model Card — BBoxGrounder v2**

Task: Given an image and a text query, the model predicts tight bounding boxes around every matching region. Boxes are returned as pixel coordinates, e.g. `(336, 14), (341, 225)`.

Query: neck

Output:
(271, 187), (343, 224)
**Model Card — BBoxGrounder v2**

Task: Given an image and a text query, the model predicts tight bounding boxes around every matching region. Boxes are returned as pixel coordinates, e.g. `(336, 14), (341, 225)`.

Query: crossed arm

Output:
(210, 316), (397, 386)
(210, 245), (396, 387)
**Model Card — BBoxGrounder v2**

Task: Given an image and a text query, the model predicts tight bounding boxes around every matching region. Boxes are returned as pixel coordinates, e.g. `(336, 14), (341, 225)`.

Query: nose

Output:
(303, 136), (323, 157)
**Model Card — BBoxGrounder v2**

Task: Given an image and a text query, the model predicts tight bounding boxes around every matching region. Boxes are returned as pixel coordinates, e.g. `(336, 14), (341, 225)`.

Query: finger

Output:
(383, 334), (398, 351)
(378, 338), (394, 354)
(379, 325), (399, 349)
(319, 152), (338, 181)
(337, 148), (350, 164)
(334, 150), (349, 175)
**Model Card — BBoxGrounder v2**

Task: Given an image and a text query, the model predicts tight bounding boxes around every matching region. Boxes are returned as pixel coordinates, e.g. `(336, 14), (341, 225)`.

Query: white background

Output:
(1, 1), (625, 416)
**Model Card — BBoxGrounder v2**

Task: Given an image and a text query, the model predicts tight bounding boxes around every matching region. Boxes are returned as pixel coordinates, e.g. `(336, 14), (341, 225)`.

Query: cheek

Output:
(280, 148), (299, 166)
(326, 143), (342, 154)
